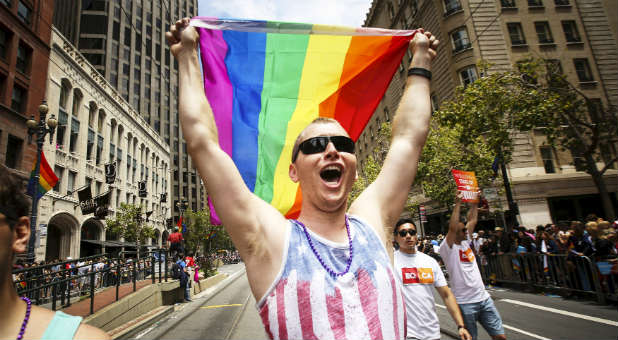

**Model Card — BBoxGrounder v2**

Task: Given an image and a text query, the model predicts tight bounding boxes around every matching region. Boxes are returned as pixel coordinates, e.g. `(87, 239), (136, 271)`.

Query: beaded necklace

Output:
(17, 296), (31, 340)
(296, 215), (353, 278)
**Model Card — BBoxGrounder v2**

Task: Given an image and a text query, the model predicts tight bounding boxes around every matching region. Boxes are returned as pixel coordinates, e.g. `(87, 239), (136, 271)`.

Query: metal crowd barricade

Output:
(12, 252), (163, 316)
(478, 253), (611, 304)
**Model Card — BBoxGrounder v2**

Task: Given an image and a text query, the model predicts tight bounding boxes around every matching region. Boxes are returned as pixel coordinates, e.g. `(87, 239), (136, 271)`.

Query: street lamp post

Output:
(176, 199), (188, 229)
(26, 101), (57, 263)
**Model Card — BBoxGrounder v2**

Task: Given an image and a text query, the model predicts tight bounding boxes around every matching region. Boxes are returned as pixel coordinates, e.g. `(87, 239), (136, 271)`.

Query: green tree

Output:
(416, 123), (494, 208)
(105, 203), (155, 260)
(183, 207), (233, 255)
(436, 59), (618, 219)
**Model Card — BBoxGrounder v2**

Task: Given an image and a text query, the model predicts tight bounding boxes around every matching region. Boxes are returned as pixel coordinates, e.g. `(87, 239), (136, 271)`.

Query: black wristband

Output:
(407, 67), (432, 80)
(457, 325), (466, 330)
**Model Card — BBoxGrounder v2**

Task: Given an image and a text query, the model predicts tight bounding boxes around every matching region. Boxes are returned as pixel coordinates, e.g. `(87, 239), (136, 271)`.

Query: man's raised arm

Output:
(349, 29), (439, 241)
(166, 19), (286, 271)
(445, 191), (464, 248)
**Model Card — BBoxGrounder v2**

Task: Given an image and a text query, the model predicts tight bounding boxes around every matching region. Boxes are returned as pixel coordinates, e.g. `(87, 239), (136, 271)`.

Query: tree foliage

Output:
(416, 123), (495, 208)
(183, 206), (233, 256)
(105, 203), (155, 248)
(436, 59), (618, 219)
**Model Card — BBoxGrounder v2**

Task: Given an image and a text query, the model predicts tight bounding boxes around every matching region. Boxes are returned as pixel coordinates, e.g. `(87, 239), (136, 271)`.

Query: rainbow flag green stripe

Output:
(192, 18), (416, 219)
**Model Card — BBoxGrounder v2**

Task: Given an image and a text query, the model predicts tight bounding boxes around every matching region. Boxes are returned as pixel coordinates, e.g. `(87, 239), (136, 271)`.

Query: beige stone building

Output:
(362, 0), (618, 231)
(34, 27), (172, 261)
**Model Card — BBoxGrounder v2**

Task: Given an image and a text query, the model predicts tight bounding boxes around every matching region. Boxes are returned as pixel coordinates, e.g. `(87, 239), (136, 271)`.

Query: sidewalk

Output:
(62, 280), (155, 317)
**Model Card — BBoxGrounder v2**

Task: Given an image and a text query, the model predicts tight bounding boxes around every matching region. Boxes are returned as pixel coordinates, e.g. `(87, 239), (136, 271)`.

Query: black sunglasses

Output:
(398, 229), (417, 237)
(292, 136), (355, 162)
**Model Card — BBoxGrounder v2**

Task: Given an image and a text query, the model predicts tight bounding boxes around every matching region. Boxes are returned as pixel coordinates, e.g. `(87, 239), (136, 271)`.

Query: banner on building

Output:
(77, 184), (96, 215)
(451, 169), (479, 203)
(105, 162), (117, 184)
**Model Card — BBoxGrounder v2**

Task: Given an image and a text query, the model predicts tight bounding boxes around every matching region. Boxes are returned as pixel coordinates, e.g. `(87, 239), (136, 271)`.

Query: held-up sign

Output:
(451, 169), (479, 203)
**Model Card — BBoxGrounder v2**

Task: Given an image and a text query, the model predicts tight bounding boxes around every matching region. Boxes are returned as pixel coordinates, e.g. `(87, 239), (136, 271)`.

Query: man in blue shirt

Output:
(176, 254), (191, 302)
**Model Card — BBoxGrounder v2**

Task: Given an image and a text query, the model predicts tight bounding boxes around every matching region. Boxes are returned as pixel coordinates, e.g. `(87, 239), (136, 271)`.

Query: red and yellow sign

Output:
(451, 169), (479, 203)
(401, 267), (435, 284)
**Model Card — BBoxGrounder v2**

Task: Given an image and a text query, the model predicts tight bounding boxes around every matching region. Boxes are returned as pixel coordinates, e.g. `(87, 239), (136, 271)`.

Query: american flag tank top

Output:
(257, 215), (405, 340)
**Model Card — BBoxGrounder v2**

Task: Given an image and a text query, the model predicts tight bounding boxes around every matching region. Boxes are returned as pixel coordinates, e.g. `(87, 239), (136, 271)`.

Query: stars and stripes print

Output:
(257, 215), (405, 340)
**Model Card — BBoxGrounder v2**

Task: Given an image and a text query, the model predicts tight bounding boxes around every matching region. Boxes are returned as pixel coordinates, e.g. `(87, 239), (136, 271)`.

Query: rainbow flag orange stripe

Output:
(192, 18), (416, 218)
(27, 151), (58, 200)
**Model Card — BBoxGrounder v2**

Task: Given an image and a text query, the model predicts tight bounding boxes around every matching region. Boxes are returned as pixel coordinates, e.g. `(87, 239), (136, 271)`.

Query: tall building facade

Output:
(363, 0), (618, 229)
(53, 0), (203, 225)
(36, 27), (171, 261)
(0, 0), (54, 179)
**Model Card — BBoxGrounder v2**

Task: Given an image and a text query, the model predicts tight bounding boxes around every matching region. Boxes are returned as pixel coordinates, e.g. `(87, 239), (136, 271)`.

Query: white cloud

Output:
(197, 0), (373, 27)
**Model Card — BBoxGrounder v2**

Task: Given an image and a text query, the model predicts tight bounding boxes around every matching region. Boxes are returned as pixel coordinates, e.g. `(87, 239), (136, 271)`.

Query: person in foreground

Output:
(394, 218), (471, 340)
(439, 191), (506, 340)
(0, 165), (110, 340)
(167, 18), (438, 339)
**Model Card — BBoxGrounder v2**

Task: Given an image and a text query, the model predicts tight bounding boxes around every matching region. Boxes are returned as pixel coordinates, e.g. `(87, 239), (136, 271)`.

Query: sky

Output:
(197, 0), (374, 27)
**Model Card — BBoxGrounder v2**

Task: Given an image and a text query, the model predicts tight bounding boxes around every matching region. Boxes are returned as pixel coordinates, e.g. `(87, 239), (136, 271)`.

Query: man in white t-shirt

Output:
(394, 218), (471, 340)
(439, 191), (506, 340)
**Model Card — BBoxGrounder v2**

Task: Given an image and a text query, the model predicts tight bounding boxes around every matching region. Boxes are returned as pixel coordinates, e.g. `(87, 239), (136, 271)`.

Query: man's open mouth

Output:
(320, 165), (342, 184)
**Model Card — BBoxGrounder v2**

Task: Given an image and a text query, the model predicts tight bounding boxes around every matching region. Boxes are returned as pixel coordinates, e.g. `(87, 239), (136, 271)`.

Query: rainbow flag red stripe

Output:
(27, 151), (58, 200)
(192, 18), (416, 218)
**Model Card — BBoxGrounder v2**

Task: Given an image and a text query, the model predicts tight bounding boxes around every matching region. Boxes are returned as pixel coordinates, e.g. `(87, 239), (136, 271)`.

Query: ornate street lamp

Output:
(26, 101), (57, 262)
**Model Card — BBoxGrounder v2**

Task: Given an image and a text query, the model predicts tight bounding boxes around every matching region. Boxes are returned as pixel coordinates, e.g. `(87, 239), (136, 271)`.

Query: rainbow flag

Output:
(192, 18), (417, 218)
(27, 151), (58, 200)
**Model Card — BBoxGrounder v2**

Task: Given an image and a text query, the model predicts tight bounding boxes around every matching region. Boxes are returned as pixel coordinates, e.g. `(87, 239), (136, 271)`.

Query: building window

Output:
(56, 108), (68, 149)
(573, 59), (593, 82)
(17, 1), (31, 25)
(11, 85), (26, 113)
(572, 153), (586, 172)
(87, 128), (95, 160)
(450, 26), (471, 52)
(444, 0), (462, 15)
(507, 23), (526, 46)
(68, 171), (76, 194)
(534, 22), (554, 44)
(459, 66), (478, 86)
(5, 135), (22, 169)
(539, 146), (556, 173)
(69, 117), (80, 153)
(554, 0), (570, 6)
(431, 93), (439, 113)
(0, 27), (9, 61)
(53, 166), (64, 192)
(500, 0), (516, 8)
(528, 0), (543, 7)
(562, 20), (581, 43)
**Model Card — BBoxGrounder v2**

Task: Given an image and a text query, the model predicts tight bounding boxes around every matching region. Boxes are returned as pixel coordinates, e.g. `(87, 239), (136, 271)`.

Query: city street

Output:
(132, 263), (268, 340)
(435, 286), (618, 340)
(131, 263), (617, 340)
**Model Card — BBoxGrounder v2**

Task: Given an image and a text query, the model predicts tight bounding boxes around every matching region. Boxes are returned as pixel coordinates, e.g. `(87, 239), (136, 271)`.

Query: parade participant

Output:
(167, 17), (438, 339)
(167, 226), (184, 256)
(439, 191), (506, 340)
(0, 165), (110, 340)
(394, 218), (471, 340)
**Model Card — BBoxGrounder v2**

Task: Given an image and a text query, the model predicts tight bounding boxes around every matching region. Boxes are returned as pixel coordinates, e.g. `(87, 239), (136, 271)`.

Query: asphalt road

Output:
(434, 286), (618, 340)
(134, 263), (268, 340)
(136, 263), (617, 340)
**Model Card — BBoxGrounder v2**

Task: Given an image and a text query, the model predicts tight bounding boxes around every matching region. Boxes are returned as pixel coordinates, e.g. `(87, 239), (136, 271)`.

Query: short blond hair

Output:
(291, 118), (345, 163)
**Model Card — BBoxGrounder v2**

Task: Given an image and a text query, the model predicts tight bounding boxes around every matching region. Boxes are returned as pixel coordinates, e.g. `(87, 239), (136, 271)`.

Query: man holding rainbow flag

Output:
(167, 16), (438, 340)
